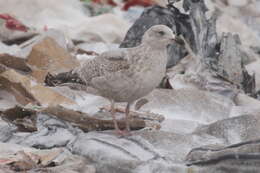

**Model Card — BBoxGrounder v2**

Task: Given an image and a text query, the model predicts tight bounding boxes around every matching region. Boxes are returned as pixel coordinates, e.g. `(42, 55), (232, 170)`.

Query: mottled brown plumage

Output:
(73, 25), (179, 135)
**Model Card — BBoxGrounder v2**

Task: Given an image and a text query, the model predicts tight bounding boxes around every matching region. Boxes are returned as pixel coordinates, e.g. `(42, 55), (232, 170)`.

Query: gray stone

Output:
(8, 114), (77, 149)
(186, 139), (260, 173)
(67, 130), (223, 173)
(141, 89), (234, 124)
(0, 118), (15, 142)
(194, 114), (260, 144)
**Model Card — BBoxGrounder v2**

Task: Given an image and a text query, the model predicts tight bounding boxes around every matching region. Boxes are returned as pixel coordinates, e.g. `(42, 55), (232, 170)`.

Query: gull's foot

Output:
(114, 129), (132, 137)
(100, 106), (125, 113)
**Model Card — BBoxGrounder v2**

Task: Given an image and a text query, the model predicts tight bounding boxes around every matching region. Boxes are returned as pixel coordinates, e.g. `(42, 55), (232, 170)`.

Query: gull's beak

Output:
(170, 33), (184, 45)
(171, 35), (184, 45)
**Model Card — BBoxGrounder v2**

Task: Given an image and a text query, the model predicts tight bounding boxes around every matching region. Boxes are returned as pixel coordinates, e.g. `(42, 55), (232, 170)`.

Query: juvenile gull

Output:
(50, 25), (183, 135)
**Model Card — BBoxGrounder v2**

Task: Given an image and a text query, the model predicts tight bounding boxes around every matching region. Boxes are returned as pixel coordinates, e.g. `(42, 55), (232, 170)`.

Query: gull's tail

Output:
(45, 70), (87, 90)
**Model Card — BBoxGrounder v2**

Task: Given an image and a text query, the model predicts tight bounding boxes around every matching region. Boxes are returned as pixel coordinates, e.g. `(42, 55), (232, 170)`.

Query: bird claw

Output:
(114, 129), (132, 137)
(100, 106), (125, 113)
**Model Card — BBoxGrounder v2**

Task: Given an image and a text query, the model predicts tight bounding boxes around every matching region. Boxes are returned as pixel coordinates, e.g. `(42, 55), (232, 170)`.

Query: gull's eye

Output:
(158, 31), (165, 36)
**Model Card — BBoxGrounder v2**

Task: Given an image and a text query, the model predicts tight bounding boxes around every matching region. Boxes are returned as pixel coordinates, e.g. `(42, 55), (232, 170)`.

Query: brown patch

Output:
(27, 37), (79, 83)
(1, 106), (37, 132)
(0, 54), (31, 73)
(0, 69), (75, 106)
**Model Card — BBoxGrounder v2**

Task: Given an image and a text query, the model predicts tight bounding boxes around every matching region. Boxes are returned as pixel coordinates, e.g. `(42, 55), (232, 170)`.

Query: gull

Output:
(49, 25), (183, 135)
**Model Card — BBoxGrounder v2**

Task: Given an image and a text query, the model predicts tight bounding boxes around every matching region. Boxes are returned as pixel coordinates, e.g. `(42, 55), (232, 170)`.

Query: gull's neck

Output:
(141, 40), (169, 50)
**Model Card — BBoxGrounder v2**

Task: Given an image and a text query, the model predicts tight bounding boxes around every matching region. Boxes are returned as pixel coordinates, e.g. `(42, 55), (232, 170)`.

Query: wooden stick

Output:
(41, 106), (145, 132)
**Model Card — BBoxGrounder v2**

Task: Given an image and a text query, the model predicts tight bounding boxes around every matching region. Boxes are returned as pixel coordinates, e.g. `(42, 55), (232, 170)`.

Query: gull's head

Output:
(142, 25), (183, 48)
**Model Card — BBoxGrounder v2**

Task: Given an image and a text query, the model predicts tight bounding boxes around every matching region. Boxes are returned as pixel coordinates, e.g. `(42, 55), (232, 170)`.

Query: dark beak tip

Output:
(174, 37), (185, 45)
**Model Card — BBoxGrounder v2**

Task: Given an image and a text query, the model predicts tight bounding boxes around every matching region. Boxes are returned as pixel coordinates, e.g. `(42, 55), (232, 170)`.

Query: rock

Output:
(0, 166), (14, 173)
(68, 132), (143, 173)
(0, 69), (37, 105)
(169, 1), (255, 97)
(26, 37), (79, 83)
(209, 1), (260, 48)
(41, 29), (74, 51)
(39, 154), (96, 173)
(186, 139), (260, 173)
(140, 89), (234, 124)
(60, 90), (109, 115)
(68, 130), (223, 173)
(0, 53), (31, 72)
(0, 142), (94, 173)
(1, 106), (37, 132)
(160, 119), (201, 134)
(0, 42), (22, 57)
(7, 113), (76, 149)
(18, 127), (75, 149)
(234, 93), (260, 108)
(0, 90), (18, 111)
(3, 104), (252, 173)
(238, 45), (258, 66)
(216, 33), (244, 86)
(0, 106), (224, 173)
(0, 14), (37, 44)
(0, 117), (15, 142)
(228, 0), (250, 7)
(246, 60), (260, 91)
(194, 114), (260, 144)
(217, 13), (260, 49)
(0, 69), (75, 106)
(17, 29), (74, 59)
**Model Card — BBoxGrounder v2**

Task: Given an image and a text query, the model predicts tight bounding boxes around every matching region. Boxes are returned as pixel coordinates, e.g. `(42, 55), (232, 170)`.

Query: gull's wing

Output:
(99, 49), (127, 61)
(89, 48), (144, 102)
(75, 49), (130, 85)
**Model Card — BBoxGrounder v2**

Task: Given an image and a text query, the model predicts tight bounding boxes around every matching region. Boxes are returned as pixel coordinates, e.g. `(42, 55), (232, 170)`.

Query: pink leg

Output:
(120, 102), (134, 136)
(125, 102), (131, 132)
(110, 100), (122, 134)
(111, 101), (133, 137)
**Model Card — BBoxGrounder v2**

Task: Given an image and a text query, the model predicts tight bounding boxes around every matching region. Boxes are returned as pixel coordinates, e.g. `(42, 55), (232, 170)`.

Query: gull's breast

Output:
(128, 52), (167, 101)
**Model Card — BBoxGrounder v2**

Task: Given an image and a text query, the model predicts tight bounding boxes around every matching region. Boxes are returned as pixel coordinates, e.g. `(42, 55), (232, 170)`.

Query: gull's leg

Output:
(125, 102), (132, 132)
(100, 106), (125, 113)
(110, 100), (122, 135)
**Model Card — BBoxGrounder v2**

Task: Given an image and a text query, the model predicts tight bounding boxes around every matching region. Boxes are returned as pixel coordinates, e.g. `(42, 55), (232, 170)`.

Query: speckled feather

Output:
(74, 25), (175, 103)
